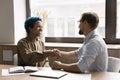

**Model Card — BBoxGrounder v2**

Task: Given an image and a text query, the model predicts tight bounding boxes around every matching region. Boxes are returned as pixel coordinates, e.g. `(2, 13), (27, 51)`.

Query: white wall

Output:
(14, 0), (26, 44)
(0, 0), (26, 44)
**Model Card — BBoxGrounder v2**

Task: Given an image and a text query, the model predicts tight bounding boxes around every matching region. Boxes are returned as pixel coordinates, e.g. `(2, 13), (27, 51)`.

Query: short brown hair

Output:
(80, 12), (99, 29)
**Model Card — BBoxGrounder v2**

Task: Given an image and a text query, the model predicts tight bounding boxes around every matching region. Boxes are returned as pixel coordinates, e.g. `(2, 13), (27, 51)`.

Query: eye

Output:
(37, 26), (40, 30)
(37, 26), (43, 31)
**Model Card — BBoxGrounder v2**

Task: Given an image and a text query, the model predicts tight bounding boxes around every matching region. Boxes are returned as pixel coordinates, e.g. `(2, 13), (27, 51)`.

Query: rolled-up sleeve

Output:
(77, 42), (99, 72)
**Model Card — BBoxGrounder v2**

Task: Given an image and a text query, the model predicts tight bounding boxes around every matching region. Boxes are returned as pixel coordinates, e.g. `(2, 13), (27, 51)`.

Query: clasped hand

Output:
(48, 49), (61, 59)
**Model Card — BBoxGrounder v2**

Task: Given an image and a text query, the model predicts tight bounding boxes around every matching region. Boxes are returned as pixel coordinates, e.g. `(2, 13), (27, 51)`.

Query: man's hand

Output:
(51, 61), (62, 70)
(44, 49), (61, 59)
(51, 61), (81, 73)
(51, 49), (61, 59)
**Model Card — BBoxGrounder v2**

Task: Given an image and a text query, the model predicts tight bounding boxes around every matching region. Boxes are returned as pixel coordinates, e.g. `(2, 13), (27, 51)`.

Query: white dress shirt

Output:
(76, 30), (108, 72)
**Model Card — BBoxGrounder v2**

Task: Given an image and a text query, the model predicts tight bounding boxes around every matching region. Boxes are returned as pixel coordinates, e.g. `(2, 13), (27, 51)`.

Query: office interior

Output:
(0, 0), (120, 76)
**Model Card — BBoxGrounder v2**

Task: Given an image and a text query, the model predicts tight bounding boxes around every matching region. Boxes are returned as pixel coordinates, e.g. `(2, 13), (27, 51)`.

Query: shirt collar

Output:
(26, 37), (39, 42)
(84, 30), (96, 43)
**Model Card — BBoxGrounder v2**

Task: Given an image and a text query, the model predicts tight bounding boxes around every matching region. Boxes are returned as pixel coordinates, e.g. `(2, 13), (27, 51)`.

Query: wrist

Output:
(43, 50), (53, 56)
(58, 61), (63, 70)
(43, 51), (48, 57)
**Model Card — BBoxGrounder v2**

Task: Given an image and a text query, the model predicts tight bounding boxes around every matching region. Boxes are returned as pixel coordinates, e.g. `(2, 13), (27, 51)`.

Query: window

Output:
(29, 0), (105, 38)
(26, 0), (120, 44)
(117, 0), (120, 38)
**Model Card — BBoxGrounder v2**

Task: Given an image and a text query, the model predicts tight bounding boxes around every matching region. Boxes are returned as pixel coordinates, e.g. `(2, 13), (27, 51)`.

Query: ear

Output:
(84, 20), (90, 27)
(29, 27), (32, 32)
(84, 20), (88, 25)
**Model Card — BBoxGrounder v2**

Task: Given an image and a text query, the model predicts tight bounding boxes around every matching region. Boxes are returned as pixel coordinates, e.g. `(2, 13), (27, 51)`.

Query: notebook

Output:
(30, 70), (67, 79)
(9, 66), (38, 73)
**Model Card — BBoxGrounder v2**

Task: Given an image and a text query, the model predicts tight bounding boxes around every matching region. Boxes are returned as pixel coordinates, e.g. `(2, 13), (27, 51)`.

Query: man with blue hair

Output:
(17, 17), (60, 66)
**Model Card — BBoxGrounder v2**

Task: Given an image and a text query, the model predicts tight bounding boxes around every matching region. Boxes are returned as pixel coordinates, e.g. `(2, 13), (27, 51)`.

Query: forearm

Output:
(27, 51), (47, 64)
(43, 50), (53, 57)
(48, 50), (78, 67)
(59, 63), (81, 73)
(18, 50), (47, 65)
(32, 50), (53, 59)
(31, 50), (56, 62)
(17, 42), (48, 65)
(57, 50), (78, 63)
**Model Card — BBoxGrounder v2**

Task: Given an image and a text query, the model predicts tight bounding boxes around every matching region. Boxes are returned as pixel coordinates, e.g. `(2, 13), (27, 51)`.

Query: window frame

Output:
(26, 0), (120, 44)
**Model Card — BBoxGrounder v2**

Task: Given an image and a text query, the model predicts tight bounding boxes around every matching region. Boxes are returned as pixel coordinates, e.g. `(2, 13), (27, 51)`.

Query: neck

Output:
(84, 29), (92, 36)
(27, 33), (37, 42)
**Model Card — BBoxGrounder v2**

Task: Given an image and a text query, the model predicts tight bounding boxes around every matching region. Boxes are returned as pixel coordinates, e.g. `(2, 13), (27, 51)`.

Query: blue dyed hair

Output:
(24, 17), (42, 33)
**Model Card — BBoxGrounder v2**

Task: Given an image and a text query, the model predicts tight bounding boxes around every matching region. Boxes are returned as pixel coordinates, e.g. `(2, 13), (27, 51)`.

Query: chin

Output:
(37, 35), (40, 37)
(79, 30), (83, 35)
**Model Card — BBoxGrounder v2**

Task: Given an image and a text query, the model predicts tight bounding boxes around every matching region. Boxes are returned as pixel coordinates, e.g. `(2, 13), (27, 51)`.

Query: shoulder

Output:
(87, 36), (107, 49)
(17, 38), (28, 45)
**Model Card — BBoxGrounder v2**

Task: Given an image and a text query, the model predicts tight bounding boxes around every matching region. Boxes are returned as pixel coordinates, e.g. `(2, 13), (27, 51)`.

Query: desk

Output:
(0, 65), (120, 80)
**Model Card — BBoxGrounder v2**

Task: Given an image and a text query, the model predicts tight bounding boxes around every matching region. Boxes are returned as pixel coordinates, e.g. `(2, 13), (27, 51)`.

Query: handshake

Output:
(44, 49), (63, 70)
(44, 49), (62, 59)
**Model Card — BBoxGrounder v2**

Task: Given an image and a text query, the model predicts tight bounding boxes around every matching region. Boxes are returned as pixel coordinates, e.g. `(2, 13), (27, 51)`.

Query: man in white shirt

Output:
(49, 12), (108, 73)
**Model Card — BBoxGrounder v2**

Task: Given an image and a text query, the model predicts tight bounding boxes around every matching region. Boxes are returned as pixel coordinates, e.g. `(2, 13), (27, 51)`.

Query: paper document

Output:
(2, 69), (24, 76)
(30, 70), (67, 79)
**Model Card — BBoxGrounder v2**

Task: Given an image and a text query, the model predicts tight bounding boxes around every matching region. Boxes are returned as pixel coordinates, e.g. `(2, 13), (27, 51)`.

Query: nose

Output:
(78, 23), (81, 29)
(38, 28), (42, 33)
(39, 29), (43, 33)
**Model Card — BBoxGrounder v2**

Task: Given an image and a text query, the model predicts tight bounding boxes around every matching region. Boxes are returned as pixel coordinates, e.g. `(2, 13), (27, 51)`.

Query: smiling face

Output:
(29, 21), (43, 37)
